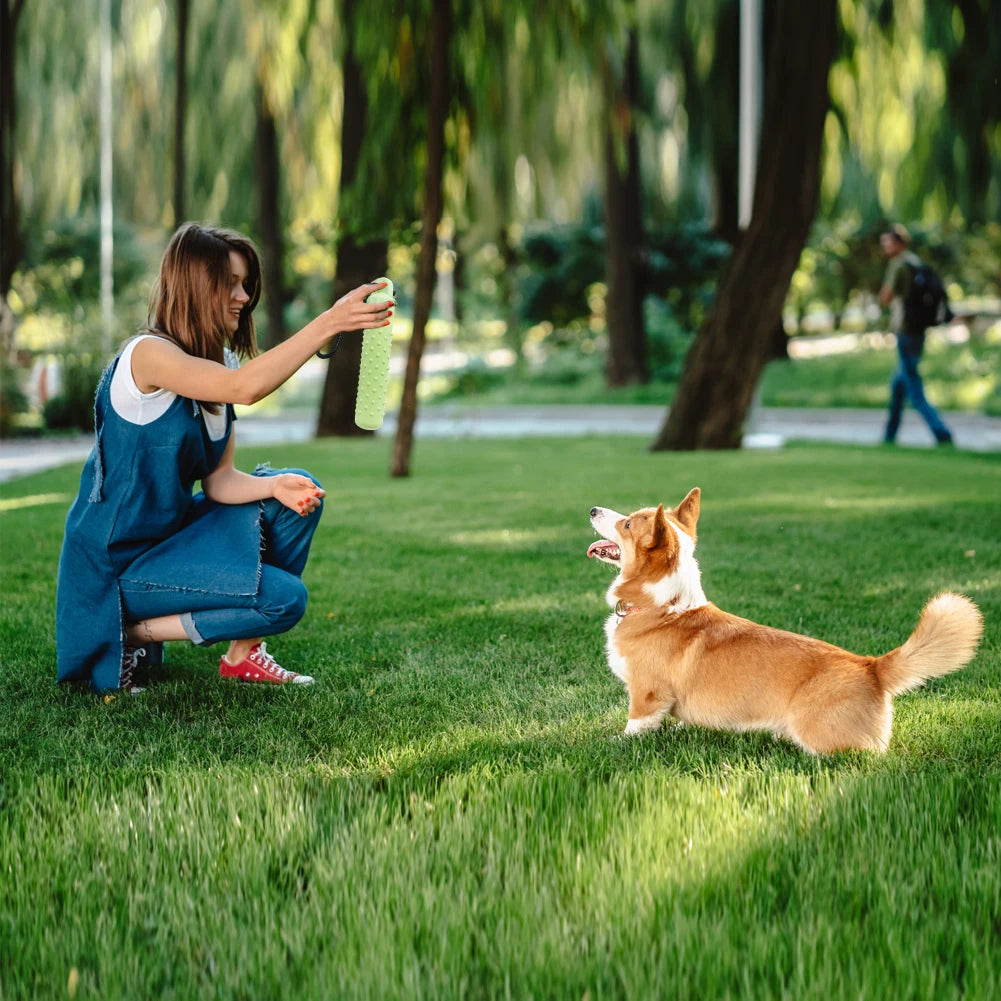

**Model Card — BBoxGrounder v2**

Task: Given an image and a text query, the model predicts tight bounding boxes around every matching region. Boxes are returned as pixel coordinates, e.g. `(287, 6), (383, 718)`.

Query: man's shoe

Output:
(219, 642), (314, 685)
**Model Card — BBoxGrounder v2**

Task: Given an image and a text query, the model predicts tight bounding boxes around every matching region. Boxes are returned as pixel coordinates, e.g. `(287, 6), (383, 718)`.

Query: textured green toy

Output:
(354, 277), (394, 430)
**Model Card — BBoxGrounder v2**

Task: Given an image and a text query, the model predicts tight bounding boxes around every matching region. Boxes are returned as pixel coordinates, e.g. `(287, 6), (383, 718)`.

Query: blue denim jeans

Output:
(884, 332), (952, 443)
(119, 468), (322, 647)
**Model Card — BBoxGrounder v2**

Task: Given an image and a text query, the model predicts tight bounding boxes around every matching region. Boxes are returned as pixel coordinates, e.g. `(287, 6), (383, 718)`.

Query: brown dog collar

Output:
(614, 601), (645, 618)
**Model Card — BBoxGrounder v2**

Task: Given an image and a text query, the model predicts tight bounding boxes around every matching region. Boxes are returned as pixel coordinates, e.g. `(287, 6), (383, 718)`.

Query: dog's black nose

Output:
(590, 507), (598, 518)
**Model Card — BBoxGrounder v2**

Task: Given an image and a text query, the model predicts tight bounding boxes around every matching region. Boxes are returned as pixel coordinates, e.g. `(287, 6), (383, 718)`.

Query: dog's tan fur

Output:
(588, 489), (983, 753)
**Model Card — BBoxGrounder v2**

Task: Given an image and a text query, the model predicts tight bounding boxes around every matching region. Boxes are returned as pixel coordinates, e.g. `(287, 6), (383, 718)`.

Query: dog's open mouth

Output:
(587, 540), (621, 562)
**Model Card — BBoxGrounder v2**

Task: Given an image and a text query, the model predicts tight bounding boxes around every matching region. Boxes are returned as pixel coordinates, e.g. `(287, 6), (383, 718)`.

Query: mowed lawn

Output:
(1, 436), (999, 1001)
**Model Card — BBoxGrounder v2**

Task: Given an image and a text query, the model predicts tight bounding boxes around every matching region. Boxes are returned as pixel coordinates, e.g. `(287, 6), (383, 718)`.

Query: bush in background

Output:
(788, 219), (1001, 334)
(42, 355), (104, 432)
(0, 362), (30, 438)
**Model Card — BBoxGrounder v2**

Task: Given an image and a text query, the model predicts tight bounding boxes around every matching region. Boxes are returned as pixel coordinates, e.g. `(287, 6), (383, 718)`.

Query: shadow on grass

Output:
(6, 727), (997, 1000)
(491, 767), (1001, 1001)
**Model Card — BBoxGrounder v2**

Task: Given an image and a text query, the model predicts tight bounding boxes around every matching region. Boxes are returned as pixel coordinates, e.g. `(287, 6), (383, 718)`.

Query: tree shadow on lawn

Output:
(288, 738), (997, 1000)
(468, 764), (1001, 1001)
(54, 728), (1001, 996)
(7, 727), (998, 1000)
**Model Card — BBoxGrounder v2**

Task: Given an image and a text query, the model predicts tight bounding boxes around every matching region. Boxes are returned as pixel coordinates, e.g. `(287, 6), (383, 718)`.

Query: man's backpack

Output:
(904, 262), (953, 330)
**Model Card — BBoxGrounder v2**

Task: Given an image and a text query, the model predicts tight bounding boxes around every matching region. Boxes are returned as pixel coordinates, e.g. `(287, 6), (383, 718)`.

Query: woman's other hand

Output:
(272, 474), (326, 516)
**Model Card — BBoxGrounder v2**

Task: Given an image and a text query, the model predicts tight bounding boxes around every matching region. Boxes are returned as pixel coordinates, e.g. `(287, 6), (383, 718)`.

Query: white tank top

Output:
(110, 334), (239, 441)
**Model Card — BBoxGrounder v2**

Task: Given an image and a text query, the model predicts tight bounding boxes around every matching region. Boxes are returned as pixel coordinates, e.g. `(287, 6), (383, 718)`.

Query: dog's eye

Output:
(624, 521), (631, 531)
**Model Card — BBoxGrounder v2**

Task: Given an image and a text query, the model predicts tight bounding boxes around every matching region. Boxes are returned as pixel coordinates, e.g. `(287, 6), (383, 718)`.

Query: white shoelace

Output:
(121, 645), (147, 692)
(248, 642), (294, 681)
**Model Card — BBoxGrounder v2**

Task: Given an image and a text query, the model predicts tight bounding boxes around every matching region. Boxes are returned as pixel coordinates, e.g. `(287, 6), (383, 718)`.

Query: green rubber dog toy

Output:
(355, 278), (394, 431)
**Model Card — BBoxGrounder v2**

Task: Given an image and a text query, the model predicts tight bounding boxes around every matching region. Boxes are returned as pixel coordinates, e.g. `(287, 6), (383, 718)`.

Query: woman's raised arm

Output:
(131, 281), (392, 405)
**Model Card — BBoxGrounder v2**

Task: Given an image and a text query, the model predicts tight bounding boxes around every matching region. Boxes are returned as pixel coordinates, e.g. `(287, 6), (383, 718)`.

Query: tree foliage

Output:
(4, 0), (999, 444)
(825, 0), (1001, 225)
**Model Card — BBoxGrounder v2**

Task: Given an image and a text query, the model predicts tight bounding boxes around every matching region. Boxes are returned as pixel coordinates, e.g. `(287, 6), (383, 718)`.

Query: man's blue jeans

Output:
(884, 332), (952, 443)
(119, 468), (323, 646)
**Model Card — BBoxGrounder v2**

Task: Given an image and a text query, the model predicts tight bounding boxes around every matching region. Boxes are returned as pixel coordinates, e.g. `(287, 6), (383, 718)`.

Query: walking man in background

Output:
(879, 223), (954, 446)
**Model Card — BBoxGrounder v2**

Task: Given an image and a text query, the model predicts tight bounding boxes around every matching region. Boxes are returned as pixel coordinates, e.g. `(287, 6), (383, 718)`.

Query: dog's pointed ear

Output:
(651, 503), (669, 549)
(673, 488), (701, 534)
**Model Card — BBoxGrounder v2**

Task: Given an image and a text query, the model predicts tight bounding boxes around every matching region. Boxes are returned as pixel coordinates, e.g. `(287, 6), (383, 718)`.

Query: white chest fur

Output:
(604, 612), (629, 682)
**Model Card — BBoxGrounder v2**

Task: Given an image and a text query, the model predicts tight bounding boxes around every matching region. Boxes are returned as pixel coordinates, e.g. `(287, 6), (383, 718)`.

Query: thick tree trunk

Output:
(173, 0), (189, 225)
(497, 223), (524, 368)
(391, 0), (450, 478)
(603, 26), (647, 387)
(708, 0), (741, 242)
(650, 0), (836, 451)
(1, 0), (24, 303)
(255, 83), (286, 349)
(948, 0), (992, 225)
(316, 0), (384, 438)
(0, 0), (24, 367)
(451, 228), (464, 327)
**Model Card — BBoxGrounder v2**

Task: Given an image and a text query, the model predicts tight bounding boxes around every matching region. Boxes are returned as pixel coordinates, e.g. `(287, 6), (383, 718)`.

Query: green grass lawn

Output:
(2, 438), (1000, 1000)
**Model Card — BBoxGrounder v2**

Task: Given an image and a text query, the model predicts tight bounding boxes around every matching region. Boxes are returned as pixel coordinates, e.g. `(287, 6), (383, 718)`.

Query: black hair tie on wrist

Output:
(316, 333), (343, 359)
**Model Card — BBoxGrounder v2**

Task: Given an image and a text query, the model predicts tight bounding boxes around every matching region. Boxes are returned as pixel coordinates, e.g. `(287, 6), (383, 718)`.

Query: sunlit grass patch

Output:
(0, 491), (71, 512)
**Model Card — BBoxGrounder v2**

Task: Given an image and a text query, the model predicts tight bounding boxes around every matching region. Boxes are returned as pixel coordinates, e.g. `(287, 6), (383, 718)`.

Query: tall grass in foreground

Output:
(1, 439), (999, 1000)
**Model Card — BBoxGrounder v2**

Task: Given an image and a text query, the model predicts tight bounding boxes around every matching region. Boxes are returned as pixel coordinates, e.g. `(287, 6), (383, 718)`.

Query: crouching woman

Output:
(56, 223), (393, 693)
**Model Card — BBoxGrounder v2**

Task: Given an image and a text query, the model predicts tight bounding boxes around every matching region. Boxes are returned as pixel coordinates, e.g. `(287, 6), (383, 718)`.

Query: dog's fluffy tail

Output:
(876, 592), (983, 696)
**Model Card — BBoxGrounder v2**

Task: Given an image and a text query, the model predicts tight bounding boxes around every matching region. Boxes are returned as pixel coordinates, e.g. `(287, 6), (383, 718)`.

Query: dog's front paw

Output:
(624, 719), (653, 736)
(623, 709), (670, 736)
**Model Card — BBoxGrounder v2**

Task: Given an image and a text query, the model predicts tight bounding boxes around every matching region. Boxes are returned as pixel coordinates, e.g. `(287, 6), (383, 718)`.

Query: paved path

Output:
(2, 405), (999, 484)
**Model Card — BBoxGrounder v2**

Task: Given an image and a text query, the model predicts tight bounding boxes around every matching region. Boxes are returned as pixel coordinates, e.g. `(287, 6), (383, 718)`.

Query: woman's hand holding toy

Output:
(327, 281), (394, 335)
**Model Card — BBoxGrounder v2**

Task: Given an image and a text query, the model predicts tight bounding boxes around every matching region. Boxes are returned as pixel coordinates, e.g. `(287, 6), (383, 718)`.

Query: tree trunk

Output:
(391, 0), (450, 478)
(173, 0), (189, 226)
(1, 0), (24, 305)
(602, 25), (647, 387)
(650, 0), (836, 451)
(98, 0), (114, 356)
(451, 228), (464, 327)
(316, 0), (385, 438)
(947, 0), (994, 225)
(497, 223), (524, 368)
(255, 82), (286, 349)
(709, 0), (741, 242)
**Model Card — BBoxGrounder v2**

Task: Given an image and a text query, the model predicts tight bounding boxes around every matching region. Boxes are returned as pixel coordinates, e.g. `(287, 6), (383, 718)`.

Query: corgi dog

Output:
(588, 489), (983, 753)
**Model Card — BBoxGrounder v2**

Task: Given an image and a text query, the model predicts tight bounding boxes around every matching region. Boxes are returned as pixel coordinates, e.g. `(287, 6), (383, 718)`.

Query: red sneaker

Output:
(219, 642), (314, 685)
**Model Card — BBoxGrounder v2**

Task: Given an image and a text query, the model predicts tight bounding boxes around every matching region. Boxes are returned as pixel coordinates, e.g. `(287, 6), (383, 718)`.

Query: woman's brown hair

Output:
(146, 223), (262, 410)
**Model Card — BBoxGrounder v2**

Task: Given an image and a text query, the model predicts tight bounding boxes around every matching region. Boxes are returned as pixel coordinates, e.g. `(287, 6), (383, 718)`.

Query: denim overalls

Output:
(56, 350), (322, 692)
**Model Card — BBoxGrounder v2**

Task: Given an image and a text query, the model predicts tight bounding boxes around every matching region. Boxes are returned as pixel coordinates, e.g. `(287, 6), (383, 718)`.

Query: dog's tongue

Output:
(587, 540), (617, 559)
